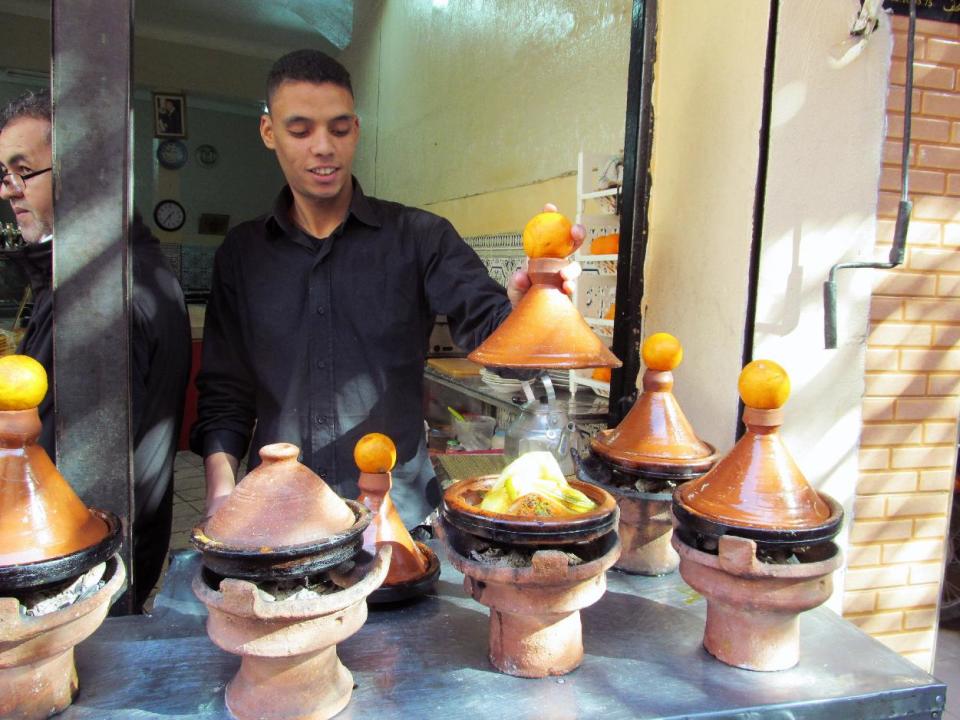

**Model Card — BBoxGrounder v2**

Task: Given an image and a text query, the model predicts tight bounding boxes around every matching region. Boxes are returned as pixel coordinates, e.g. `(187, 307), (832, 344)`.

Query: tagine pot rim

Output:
(591, 430), (719, 476)
(0, 509), (123, 593)
(441, 475), (618, 546)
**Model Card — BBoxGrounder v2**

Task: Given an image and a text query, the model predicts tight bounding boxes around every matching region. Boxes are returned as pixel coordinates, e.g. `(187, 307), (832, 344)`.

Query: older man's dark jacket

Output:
(6, 216), (191, 610)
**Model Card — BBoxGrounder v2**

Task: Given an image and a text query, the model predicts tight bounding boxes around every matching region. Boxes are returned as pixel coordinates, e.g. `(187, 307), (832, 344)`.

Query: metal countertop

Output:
(63, 547), (946, 719)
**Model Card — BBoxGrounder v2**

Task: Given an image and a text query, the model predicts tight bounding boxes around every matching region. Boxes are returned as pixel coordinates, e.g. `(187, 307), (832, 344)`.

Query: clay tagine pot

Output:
(192, 443), (371, 580)
(0, 355), (125, 719)
(193, 547), (390, 720)
(468, 212), (621, 369)
(0, 558), (126, 720)
(0, 357), (119, 584)
(671, 360), (844, 671)
(354, 433), (440, 602)
(439, 466), (620, 677)
(585, 332), (718, 575)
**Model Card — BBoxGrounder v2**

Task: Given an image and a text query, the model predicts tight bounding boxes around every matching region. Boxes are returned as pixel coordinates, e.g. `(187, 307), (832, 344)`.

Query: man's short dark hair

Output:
(266, 50), (353, 110)
(0, 88), (52, 133)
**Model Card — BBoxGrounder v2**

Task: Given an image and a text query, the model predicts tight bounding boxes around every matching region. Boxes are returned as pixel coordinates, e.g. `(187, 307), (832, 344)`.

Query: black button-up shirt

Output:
(190, 181), (511, 524)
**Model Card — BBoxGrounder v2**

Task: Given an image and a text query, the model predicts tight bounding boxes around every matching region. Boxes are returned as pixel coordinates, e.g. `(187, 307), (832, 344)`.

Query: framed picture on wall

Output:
(153, 93), (186, 138)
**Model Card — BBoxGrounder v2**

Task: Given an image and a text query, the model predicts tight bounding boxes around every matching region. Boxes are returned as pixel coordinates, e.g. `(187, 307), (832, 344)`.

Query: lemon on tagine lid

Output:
(468, 211), (622, 369)
(591, 333), (717, 477)
(673, 360), (843, 539)
(354, 433), (440, 601)
(0, 355), (120, 590)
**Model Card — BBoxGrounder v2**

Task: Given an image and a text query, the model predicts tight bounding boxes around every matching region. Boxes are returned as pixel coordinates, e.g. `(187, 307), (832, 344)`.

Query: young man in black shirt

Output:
(191, 50), (582, 526)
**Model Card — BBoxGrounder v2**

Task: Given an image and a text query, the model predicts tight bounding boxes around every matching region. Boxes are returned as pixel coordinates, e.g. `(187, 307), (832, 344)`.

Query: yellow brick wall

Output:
(843, 16), (960, 671)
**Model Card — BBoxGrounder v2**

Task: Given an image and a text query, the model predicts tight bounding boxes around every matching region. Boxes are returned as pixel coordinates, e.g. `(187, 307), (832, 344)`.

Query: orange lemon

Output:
(522, 211), (574, 259)
(738, 359), (790, 409)
(354, 432), (397, 473)
(641, 333), (683, 372)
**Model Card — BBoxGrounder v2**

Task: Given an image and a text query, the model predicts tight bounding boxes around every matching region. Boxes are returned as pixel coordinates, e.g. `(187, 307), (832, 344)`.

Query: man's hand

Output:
(507, 203), (585, 307)
(203, 451), (240, 520)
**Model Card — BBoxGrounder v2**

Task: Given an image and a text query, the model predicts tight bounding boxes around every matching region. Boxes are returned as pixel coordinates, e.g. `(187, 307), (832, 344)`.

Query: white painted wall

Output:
(754, 1), (891, 590)
(642, 1), (771, 453)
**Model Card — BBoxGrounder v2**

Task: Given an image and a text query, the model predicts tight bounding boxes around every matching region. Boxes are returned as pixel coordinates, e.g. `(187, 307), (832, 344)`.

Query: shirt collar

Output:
(266, 177), (381, 238)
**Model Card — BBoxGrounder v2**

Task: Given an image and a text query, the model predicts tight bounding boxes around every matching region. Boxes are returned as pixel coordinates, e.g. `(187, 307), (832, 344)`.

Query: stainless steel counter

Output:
(62, 547), (946, 719)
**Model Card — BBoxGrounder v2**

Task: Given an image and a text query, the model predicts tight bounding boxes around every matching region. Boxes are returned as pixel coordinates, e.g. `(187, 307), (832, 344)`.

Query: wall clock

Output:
(195, 143), (219, 168)
(157, 139), (188, 170)
(154, 199), (186, 232)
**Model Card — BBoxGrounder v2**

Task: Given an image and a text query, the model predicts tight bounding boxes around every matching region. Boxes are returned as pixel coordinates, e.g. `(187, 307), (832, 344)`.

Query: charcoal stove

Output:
(0, 364), (125, 720)
(671, 360), (844, 671)
(191, 442), (389, 720)
(576, 333), (717, 575)
(438, 474), (620, 677)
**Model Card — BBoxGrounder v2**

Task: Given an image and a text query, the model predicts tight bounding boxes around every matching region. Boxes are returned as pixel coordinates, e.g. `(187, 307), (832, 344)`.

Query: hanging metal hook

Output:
(824, 0), (915, 349)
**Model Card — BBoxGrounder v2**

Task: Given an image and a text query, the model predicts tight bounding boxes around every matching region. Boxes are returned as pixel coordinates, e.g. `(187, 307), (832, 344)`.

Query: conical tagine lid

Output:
(675, 360), (832, 530)
(354, 433), (429, 585)
(592, 333), (716, 473)
(468, 212), (621, 369)
(205, 442), (356, 549)
(0, 355), (109, 565)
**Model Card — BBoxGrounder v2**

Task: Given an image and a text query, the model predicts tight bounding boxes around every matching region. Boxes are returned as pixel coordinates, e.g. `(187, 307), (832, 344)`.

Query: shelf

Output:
(576, 253), (619, 263)
(581, 188), (620, 200)
(585, 318), (614, 328)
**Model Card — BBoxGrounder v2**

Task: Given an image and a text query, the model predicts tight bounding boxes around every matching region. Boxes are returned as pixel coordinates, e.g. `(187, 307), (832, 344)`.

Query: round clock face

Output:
(157, 139), (188, 170)
(195, 143), (219, 168)
(154, 200), (186, 232)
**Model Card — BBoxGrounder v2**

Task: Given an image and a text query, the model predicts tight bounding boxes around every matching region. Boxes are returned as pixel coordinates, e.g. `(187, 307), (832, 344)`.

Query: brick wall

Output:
(843, 16), (960, 671)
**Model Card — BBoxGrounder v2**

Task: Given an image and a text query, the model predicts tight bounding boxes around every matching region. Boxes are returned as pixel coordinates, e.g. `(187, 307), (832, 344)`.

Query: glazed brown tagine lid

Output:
(354, 433), (440, 602)
(192, 442), (370, 580)
(673, 360), (843, 546)
(591, 333), (717, 477)
(468, 211), (622, 369)
(0, 355), (120, 593)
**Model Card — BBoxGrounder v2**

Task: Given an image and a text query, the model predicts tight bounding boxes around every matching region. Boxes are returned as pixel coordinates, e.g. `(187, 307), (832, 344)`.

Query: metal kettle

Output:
(503, 375), (575, 475)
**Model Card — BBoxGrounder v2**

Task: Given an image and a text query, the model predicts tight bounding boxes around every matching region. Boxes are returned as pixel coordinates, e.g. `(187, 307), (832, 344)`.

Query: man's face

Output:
(260, 81), (359, 207)
(0, 116), (53, 244)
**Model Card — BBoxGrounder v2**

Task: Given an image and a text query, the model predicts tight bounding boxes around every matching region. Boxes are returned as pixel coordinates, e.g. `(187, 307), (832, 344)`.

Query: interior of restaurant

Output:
(2, 1), (960, 716)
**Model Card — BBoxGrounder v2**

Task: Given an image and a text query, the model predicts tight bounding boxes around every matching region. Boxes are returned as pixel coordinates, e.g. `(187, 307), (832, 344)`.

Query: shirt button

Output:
(315, 414), (326, 425)
(316, 306), (325, 315)
(316, 359), (326, 369)
(317, 467), (328, 477)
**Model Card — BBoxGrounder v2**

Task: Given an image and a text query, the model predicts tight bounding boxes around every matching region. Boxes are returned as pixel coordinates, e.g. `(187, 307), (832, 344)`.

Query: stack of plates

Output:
(547, 370), (570, 389)
(480, 368), (523, 394)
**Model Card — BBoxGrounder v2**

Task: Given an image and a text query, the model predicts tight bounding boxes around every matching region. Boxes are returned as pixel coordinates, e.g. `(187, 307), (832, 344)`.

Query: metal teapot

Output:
(504, 374), (575, 475)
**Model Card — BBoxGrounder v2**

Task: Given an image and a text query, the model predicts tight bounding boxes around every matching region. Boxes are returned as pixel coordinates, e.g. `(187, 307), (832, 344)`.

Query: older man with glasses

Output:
(0, 87), (192, 612)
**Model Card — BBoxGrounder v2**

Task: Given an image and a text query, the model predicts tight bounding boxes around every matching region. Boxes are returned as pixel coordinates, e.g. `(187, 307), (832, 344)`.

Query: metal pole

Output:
(51, 0), (135, 613)
(609, 0), (657, 426)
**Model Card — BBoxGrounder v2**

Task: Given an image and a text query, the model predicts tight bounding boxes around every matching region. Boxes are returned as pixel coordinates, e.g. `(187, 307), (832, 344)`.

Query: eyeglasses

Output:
(1, 167), (52, 194)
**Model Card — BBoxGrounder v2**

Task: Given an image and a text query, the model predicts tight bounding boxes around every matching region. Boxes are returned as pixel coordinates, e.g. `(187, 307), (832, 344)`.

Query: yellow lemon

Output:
(641, 332), (683, 372)
(354, 432), (397, 473)
(522, 211), (574, 259)
(738, 359), (790, 409)
(0, 355), (47, 411)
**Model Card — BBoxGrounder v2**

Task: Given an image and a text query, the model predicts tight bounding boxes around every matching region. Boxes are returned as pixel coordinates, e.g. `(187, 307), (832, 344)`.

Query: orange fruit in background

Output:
(603, 303), (616, 321)
(738, 359), (790, 410)
(0, 355), (47, 411)
(591, 233), (619, 255)
(522, 211), (574, 259)
(641, 332), (683, 372)
(354, 432), (397, 473)
(592, 367), (612, 382)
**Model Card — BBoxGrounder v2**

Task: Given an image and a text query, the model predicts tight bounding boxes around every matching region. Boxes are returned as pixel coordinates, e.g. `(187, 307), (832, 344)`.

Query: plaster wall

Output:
(753, 1), (889, 584)
(343, 0), (631, 224)
(642, 1), (770, 453)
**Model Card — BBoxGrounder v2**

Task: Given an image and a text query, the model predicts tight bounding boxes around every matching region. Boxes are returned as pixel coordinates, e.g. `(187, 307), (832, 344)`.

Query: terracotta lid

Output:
(205, 443), (356, 550)
(674, 360), (833, 531)
(591, 333), (717, 474)
(354, 433), (429, 585)
(0, 407), (111, 566)
(468, 258), (622, 369)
